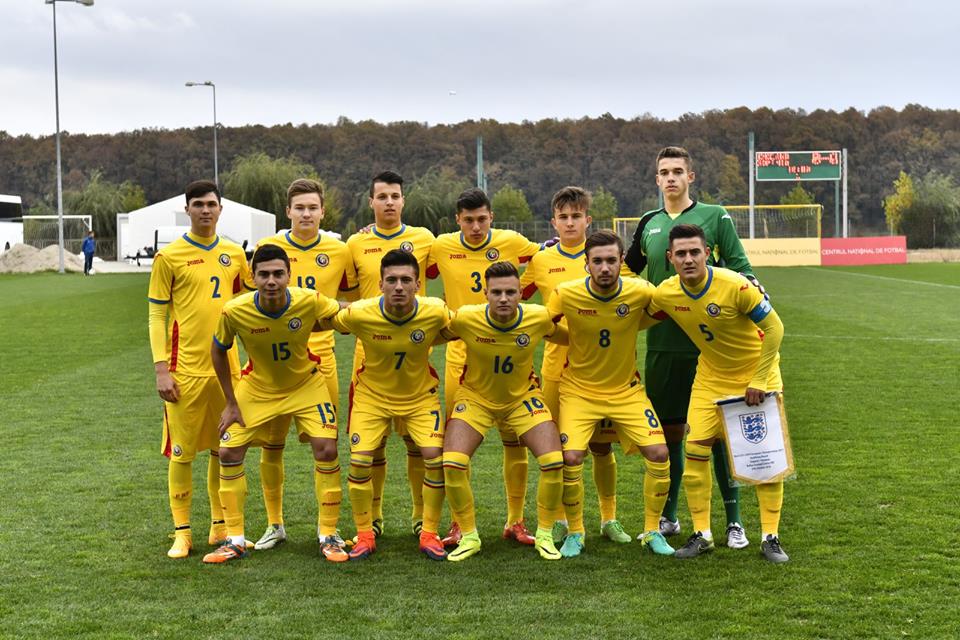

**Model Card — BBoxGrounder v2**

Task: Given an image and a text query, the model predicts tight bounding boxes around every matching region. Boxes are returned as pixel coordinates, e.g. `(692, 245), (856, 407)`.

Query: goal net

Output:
(22, 215), (93, 254)
(614, 204), (822, 242)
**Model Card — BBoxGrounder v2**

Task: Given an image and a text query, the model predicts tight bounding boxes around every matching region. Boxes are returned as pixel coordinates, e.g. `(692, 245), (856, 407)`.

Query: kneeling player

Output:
(439, 262), (567, 561)
(546, 230), (674, 558)
(203, 244), (347, 564)
(648, 224), (789, 563)
(327, 249), (451, 560)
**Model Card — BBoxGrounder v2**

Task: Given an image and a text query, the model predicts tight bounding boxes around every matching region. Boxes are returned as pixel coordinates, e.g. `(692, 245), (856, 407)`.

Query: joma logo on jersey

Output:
(187, 258), (205, 266)
(648, 228), (662, 235)
(674, 305), (690, 312)
(577, 309), (597, 316)
(475, 337), (495, 344)
(364, 248), (383, 255)
(372, 334), (392, 341)
(548, 267), (566, 274)
(449, 253), (467, 260)
(250, 327), (270, 334)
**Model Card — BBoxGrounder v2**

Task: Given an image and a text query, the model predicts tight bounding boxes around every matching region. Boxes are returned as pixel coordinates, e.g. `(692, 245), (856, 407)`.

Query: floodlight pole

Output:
(186, 81), (218, 186)
(48, 0), (95, 274)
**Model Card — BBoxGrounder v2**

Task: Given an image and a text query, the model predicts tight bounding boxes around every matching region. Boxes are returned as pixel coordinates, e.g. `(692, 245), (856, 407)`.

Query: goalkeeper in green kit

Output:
(625, 146), (764, 550)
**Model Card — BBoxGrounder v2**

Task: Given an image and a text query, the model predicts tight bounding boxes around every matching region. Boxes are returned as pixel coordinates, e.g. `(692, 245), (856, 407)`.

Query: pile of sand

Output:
(0, 244), (84, 274)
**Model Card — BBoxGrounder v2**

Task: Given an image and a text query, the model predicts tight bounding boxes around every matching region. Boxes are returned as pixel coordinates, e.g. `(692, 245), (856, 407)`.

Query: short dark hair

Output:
(287, 178), (324, 207)
(551, 186), (591, 214)
(380, 248), (419, 277)
(584, 229), (624, 257)
(370, 170), (404, 197)
(484, 261), (519, 283)
(668, 223), (707, 247)
(185, 180), (221, 204)
(252, 243), (290, 273)
(457, 188), (491, 214)
(656, 146), (693, 171)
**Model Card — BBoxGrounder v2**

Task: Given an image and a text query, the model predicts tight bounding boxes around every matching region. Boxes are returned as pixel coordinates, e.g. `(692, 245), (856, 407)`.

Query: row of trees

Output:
(4, 105), (960, 245)
(884, 171), (960, 248)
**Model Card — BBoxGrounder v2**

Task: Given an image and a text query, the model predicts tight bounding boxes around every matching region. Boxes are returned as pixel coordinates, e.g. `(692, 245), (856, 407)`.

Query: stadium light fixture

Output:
(185, 81), (219, 188)
(47, 0), (95, 274)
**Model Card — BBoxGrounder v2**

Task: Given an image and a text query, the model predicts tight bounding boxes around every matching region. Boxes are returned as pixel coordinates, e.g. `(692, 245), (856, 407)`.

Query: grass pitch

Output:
(0, 263), (958, 639)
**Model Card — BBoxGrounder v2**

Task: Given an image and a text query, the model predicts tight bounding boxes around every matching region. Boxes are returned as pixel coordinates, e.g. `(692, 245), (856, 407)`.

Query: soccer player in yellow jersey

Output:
(520, 187), (634, 545)
(245, 179), (359, 551)
(345, 171), (435, 539)
(647, 224), (789, 563)
(439, 262), (567, 562)
(545, 230), (675, 557)
(147, 180), (250, 559)
(202, 244), (346, 564)
(427, 188), (541, 546)
(327, 249), (451, 561)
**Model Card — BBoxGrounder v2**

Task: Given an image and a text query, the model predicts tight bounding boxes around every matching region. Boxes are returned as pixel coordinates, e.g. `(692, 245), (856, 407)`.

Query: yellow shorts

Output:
(162, 374), (229, 462)
(220, 371), (338, 449)
(558, 382), (665, 455)
(543, 378), (617, 445)
(687, 366), (784, 442)
(450, 386), (552, 439)
(348, 388), (443, 451)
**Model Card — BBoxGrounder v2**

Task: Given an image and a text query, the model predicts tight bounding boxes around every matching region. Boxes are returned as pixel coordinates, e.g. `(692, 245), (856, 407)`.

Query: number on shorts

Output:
(698, 323), (715, 342)
(430, 410), (441, 431)
(470, 271), (482, 293)
(394, 351), (406, 369)
(599, 328), (611, 347)
(271, 342), (291, 361)
(493, 355), (514, 374)
(210, 276), (221, 298)
(644, 408), (659, 428)
(297, 275), (316, 289)
(318, 402), (336, 424)
(522, 397), (545, 414)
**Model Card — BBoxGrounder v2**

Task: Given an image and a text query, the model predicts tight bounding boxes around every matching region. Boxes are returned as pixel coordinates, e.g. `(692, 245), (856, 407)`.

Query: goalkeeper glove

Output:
(741, 273), (770, 302)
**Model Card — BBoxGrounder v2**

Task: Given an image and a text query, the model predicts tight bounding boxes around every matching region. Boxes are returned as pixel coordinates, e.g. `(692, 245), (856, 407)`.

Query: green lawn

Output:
(1, 264), (957, 639)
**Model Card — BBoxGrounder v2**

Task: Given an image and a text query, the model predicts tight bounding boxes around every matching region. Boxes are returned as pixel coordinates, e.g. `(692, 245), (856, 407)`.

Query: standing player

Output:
(346, 171), (435, 538)
(203, 244), (348, 564)
(624, 146), (757, 549)
(427, 188), (542, 545)
(329, 250), (451, 561)
(647, 224), (788, 563)
(147, 180), (249, 558)
(545, 230), (674, 558)
(246, 178), (358, 552)
(520, 187), (632, 545)
(439, 262), (566, 561)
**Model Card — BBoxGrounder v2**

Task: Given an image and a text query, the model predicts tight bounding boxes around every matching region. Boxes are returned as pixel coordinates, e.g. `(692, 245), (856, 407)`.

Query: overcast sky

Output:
(2, 0), (958, 137)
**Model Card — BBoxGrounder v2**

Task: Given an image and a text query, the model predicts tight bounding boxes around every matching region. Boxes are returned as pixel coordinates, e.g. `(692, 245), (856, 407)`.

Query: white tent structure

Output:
(118, 195), (276, 261)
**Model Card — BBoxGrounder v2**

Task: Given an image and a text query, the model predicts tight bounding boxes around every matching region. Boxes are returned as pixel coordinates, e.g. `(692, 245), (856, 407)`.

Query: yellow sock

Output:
(168, 460), (193, 529)
(562, 463), (585, 534)
(207, 452), (224, 524)
(348, 454), (374, 533)
(404, 437), (425, 522)
(260, 445), (285, 525)
(422, 456), (444, 535)
(218, 461), (247, 539)
(371, 446), (387, 522)
(757, 481), (784, 537)
(643, 457), (671, 532)
(503, 437), (528, 524)
(683, 442), (713, 534)
(443, 451), (475, 534)
(314, 457), (342, 537)
(592, 449), (617, 523)
(536, 452), (564, 531)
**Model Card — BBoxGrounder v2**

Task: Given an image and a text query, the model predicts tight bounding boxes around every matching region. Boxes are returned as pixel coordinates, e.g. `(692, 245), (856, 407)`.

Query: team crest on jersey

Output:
(410, 329), (425, 344)
(172, 445), (182, 457)
(288, 317), (302, 331)
(399, 241), (414, 253)
(616, 303), (630, 318)
(351, 433), (360, 445)
(739, 412), (767, 444)
(485, 248), (500, 261)
(515, 333), (531, 348)
(220, 432), (231, 442)
(454, 403), (466, 413)
(706, 303), (721, 317)
(218, 253), (232, 266)
(316, 253), (330, 267)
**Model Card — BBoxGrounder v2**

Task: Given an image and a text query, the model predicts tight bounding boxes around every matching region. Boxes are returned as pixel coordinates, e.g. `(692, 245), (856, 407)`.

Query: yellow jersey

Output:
(649, 266), (779, 382)
(346, 224), (434, 298)
(214, 287), (341, 395)
(251, 230), (359, 353)
(331, 296), (452, 404)
(546, 276), (655, 396)
(449, 303), (556, 409)
(147, 232), (249, 376)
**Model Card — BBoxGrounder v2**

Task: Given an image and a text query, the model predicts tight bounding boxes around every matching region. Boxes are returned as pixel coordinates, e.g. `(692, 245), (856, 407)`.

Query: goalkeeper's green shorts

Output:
(644, 351), (698, 425)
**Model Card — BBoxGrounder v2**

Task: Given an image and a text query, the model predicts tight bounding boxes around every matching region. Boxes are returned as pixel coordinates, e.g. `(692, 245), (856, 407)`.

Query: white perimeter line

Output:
(789, 333), (959, 344)
(802, 267), (960, 290)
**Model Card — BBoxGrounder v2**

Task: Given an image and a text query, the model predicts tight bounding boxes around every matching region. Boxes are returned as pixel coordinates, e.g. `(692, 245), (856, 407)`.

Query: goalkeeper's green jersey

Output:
(624, 200), (753, 353)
